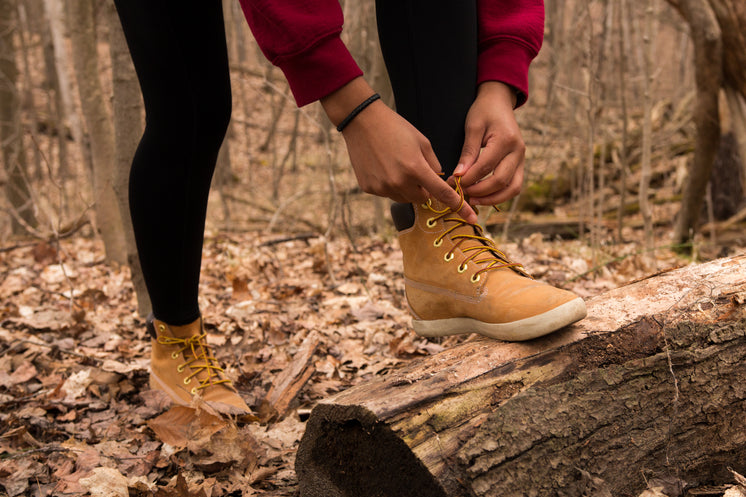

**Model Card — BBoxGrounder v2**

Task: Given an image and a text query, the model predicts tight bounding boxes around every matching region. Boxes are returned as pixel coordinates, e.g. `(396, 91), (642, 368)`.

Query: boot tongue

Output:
(164, 317), (203, 339)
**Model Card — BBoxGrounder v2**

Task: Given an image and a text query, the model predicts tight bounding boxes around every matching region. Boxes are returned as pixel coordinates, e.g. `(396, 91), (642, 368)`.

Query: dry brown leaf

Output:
(79, 466), (129, 497)
(6, 360), (37, 386)
(724, 487), (746, 497)
(0, 459), (44, 497)
(148, 406), (227, 449)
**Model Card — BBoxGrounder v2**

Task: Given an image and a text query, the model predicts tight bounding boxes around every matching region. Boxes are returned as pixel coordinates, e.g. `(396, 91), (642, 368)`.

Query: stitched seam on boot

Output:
(150, 371), (190, 406)
(404, 277), (484, 303)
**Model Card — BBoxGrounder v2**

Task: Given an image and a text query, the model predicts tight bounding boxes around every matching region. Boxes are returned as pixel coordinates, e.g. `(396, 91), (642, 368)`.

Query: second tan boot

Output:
(148, 315), (251, 415)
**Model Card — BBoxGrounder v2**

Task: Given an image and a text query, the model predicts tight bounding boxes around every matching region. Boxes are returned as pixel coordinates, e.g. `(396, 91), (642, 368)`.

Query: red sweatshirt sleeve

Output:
(478, 0), (545, 107)
(239, 0), (362, 107)
(241, 0), (543, 109)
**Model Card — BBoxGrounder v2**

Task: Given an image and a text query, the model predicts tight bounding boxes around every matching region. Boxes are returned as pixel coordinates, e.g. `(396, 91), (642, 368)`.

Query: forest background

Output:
(1, 0), (746, 496)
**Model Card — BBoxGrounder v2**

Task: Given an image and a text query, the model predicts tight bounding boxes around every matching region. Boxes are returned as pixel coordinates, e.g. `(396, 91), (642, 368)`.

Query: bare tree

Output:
(66, 0), (127, 264)
(639, 0), (656, 258)
(1, 0), (37, 234)
(665, 0), (746, 245)
(108, 2), (150, 316)
(42, 0), (87, 179)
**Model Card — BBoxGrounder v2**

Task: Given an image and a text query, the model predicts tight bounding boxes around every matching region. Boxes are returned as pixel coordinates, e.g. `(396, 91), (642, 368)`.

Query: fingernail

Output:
(454, 163), (466, 176)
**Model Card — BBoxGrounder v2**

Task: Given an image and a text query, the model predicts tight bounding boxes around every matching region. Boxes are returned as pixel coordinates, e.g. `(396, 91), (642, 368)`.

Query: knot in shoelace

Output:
(157, 334), (231, 391)
(424, 177), (531, 281)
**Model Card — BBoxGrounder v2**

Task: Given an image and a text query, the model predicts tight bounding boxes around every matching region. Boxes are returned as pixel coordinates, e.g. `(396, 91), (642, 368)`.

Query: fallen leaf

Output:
(62, 369), (92, 401)
(79, 467), (129, 497)
(148, 406), (227, 448)
(3, 360), (37, 387)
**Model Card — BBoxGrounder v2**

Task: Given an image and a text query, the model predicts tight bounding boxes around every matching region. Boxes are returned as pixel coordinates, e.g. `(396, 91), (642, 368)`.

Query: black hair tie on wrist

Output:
(336, 93), (381, 132)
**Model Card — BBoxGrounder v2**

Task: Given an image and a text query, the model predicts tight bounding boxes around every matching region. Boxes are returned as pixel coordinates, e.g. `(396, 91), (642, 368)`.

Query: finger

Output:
(464, 150), (522, 198)
(381, 174), (430, 205)
(418, 167), (478, 223)
(458, 139), (506, 188)
(470, 167), (524, 206)
(419, 139), (477, 222)
(420, 140), (443, 176)
(403, 184), (430, 205)
(453, 121), (484, 177)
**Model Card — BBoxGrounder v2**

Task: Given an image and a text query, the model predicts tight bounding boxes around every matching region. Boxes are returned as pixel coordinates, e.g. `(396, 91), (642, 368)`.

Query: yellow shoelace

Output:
(424, 177), (531, 282)
(157, 334), (232, 391)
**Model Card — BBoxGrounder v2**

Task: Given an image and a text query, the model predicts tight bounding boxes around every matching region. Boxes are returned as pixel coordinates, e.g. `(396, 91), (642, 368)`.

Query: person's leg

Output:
(114, 0), (230, 326)
(114, 0), (249, 413)
(375, 0), (478, 178)
(375, 2), (586, 341)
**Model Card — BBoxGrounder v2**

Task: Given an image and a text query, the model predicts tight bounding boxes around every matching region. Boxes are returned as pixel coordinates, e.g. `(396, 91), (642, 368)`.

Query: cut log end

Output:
(297, 405), (448, 497)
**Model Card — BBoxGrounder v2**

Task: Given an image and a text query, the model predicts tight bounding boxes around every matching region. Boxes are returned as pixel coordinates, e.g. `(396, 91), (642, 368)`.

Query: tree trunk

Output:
(671, 0), (722, 246)
(0, 0), (37, 234)
(40, 2), (69, 180)
(724, 87), (746, 194)
(107, 2), (150, 317)
(667, 0), (746, 245)
(66, 0), (127, 265)
(297, 256), (746, 497)
(42, 0), (87, 182)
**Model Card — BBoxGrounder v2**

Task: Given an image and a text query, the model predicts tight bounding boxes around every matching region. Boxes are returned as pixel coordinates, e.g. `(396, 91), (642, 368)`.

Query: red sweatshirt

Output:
(239, 0), (544, 108)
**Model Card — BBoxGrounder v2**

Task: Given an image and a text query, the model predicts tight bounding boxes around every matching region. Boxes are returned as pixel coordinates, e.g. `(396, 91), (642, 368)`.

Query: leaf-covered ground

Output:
(0, 226), (732, 496)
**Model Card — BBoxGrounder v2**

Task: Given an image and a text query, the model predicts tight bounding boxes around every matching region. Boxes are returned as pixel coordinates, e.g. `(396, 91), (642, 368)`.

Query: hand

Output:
(321, 78), (477, 224)
(452, 81), (525, 206)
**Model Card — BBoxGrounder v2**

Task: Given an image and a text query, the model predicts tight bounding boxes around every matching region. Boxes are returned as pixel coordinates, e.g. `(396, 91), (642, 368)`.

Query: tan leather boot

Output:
(393, 190), (586, 341)
(148, 315), (251, 415)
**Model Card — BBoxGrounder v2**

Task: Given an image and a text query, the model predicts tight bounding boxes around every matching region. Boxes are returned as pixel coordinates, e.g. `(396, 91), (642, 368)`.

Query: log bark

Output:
(296, 256), (746, 497)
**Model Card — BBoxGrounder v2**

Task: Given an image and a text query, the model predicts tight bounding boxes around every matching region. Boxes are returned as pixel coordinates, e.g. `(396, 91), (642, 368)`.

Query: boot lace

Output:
(157, 334), (232, 392)
(424, 176), (531, 282)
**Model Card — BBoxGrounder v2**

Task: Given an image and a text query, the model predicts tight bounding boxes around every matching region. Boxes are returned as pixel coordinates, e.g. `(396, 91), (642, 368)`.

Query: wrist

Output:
(320, 77), (378, 127)
(477, 81), (518, 109)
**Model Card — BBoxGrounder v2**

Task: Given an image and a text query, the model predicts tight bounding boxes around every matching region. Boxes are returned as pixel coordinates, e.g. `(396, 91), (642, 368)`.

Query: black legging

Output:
(114, 1), (230, 325)
(115, 0), (477, 326)
(376, 0), (478, 177)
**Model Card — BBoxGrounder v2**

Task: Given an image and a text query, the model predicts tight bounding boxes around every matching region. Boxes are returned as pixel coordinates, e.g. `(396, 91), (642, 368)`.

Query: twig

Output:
(3, 445), (75, 460)
(12, 338), (99, 362)
(258, 233), (319, 247)
(0, 217), (89, 253)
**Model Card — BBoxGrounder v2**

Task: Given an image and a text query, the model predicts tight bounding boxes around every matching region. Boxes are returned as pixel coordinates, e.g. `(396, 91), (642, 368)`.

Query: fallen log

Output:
(296, 255), (746, 497)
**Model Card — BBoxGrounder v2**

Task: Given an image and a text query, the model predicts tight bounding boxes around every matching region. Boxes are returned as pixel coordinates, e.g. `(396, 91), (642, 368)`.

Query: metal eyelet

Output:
(191, 388), (197, 394)
(433, 238), (443, 247)
(158, 324), (165, 332)
(444, 252), (454, 262)
(183, 378), (191, 385)
(470, 273), (481, 283)
(171, 352), (179, 359)
(426, 217), (436, 228)
(177, 365), (184, 373)
(458, 264), (468, 273)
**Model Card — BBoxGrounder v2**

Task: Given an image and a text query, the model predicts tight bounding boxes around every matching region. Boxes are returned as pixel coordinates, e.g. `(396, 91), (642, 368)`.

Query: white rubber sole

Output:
(412, 297), (587, 342)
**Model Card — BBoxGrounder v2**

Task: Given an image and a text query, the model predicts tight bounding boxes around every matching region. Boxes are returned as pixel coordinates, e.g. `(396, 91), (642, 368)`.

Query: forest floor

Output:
(2, 211), (746, 496)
